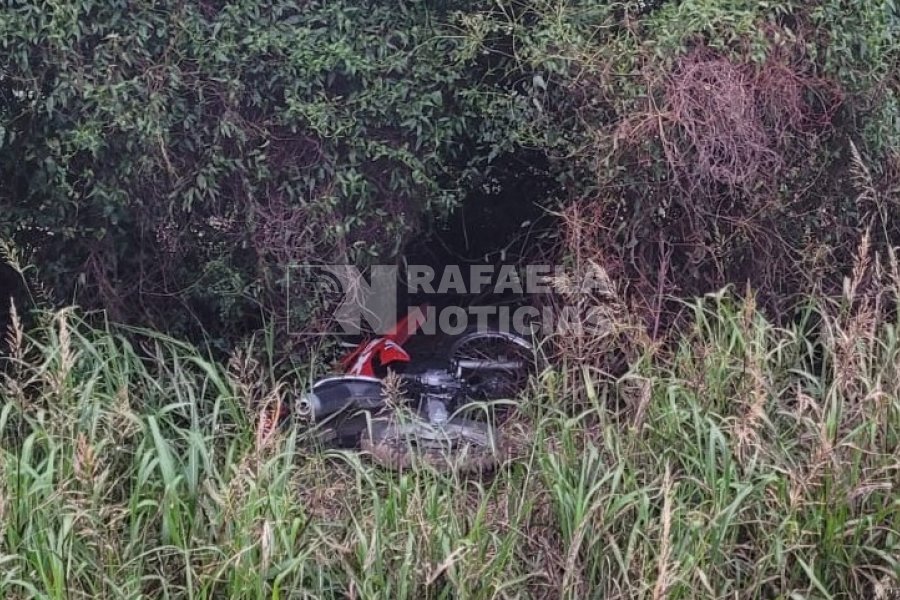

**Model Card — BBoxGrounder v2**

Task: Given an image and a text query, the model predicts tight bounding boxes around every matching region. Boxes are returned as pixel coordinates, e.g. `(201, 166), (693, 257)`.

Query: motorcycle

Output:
(295, 305), (533, 472)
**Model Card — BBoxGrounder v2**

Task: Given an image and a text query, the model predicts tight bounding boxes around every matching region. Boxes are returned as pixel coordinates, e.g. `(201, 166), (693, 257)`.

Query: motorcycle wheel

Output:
(449, 329), (533, 401)
(360, 417), (507, 473)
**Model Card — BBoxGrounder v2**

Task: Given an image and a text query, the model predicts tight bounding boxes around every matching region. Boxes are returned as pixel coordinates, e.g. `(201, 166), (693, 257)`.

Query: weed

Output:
(0, 292), (898, 597)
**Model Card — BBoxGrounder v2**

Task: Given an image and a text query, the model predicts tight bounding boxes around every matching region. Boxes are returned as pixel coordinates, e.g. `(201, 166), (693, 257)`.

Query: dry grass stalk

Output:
(546, 200), (649, 405)
(227, 346), (265, 411)
(734, 361), (769, 465)
(732, 288), (771, 463)
(2, 299), (26, 407)
(652, 463), (674, 600)
(0, 460), (6, 529)
(630, 377), (652, 431)
(50, 308), (75, 398)
(827, 231), (880, 411)
(844, 228), (872, 307)
(66, 432), (121, 558)
(259, 519), (274, 575)
(6, 298), (23, 363)
(789, 415), (837, 508)
(255, 383), (285, 457)
(381, 369), (406, 411)
(849, 140), (878, 208)
(73, 432), (99, 489)
(108, 385), (140, 444)
(426, 545), (471, 586)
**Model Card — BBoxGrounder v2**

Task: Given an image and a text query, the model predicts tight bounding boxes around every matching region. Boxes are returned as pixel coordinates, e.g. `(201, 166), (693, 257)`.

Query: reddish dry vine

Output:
(619, 45), (841, 194)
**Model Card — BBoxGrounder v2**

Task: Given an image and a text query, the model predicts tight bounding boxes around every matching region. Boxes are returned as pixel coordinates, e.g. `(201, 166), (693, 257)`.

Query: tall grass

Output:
(0, 290), (898, 598)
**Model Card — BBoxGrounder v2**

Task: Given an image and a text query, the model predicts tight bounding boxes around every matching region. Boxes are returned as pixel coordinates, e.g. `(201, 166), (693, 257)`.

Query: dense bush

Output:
(475, 0), (900, 315)
(1, 4), (899, 597)
(2, 0), (898, 344)
(0, 0), (530, 344)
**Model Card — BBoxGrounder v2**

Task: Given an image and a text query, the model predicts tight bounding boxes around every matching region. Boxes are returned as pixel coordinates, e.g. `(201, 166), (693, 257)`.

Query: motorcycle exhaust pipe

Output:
(294, 394), (319, 420)
(297, 392), (380, 421)
(296, 377), (386, 421)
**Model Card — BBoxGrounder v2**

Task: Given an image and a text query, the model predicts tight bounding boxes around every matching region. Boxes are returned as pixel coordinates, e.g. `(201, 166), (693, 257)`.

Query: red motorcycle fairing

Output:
(339, 304), (429, 376)
(343, 338), (411, 376)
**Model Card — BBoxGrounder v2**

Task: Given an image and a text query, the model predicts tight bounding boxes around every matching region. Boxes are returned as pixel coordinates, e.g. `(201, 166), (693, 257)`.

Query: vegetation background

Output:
(1, 0), (899, 598)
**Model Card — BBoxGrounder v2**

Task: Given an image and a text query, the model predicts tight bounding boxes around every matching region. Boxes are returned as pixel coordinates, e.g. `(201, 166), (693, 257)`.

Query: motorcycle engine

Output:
(411, 368), (464, 395)
(408, 368), (464, 425)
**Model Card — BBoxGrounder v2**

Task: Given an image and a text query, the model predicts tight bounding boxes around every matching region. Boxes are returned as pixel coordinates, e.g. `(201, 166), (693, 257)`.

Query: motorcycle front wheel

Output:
(360, 416), (507, 473)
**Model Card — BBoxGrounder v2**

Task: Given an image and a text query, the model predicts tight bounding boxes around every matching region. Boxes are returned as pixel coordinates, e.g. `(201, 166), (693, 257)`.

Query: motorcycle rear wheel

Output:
(449, 329), (533, 401)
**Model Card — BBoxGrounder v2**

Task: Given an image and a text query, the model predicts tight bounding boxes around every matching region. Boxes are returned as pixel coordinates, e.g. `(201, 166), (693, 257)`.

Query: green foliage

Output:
(0, 0), (527, 341)
(482, 0), (900, 309)
(1, 296), (898, 597)
(1, 0), (898, 344)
